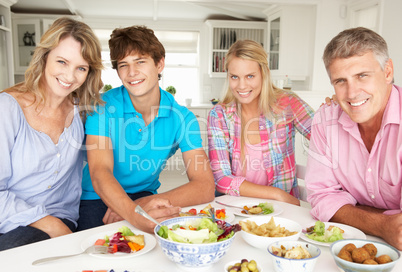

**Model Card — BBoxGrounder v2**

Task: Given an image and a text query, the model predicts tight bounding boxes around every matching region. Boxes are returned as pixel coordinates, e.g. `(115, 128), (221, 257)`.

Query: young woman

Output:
(208, 40), (314, 206)
(0, 17), (104, 251)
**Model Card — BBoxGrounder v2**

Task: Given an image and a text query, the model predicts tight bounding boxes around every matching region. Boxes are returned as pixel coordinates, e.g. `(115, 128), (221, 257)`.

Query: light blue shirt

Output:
(0, 93), (84, 233)
(81, 86), (202, 200)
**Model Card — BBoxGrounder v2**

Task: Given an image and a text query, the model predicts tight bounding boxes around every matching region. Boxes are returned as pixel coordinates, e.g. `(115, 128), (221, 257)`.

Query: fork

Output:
(32, 245), (108, 265)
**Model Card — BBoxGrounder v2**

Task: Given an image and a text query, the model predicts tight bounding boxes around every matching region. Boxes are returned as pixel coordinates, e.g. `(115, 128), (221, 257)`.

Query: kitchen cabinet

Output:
(11, 14), (78, 75)
(12, 18), (40, 74)
(0, 0), (16, 89)
(268, 12), (280, 71)
(266, 5), (316, 82)
(205, 20), (266, 78)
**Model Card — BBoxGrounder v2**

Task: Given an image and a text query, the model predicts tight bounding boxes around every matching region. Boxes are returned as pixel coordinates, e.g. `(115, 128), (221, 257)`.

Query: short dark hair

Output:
(108, 25), (165, 71)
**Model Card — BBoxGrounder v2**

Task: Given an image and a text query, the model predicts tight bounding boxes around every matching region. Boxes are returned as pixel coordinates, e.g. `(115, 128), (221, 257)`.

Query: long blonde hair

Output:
(22, 17), (104, 116)
(221, 40), (286, 163)
(221, 39), (286, 119)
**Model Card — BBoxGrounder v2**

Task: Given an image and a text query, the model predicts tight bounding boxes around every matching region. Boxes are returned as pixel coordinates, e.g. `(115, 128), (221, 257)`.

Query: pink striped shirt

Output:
(306, 85), (402, 222)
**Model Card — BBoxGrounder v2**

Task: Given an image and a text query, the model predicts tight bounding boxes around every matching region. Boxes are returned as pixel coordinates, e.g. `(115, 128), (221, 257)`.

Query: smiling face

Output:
(44, 36), (89, 99)
(116, 51), (164, 100)
(328, 51), (393, 128)
(227, 57), (262, 107)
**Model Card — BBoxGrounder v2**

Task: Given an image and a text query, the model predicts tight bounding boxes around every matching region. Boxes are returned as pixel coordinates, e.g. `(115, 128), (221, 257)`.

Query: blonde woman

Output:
(208, 40), (314, 206)
(0, 17), (103, 251)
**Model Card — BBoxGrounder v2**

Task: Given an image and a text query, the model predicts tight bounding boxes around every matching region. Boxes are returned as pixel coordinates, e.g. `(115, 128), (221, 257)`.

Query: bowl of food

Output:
(224, 258), (263, 272)
(154, 216), (240, 269)
(268, 241), (321, 272)
(239, 216), (302, 250)
(330, 239), (400, 272)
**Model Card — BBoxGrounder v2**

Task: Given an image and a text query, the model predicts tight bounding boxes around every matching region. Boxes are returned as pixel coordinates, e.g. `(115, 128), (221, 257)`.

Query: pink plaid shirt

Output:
(208, 92), (314, 197)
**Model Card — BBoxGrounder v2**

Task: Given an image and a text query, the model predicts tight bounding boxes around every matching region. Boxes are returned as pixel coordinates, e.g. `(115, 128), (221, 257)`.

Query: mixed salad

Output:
(94, 226), (145, 254)
(157, 218), (241, 244)
(242, 202), (274, 215)
(180, 204), (227, 220)
(305, 220), (344, 243)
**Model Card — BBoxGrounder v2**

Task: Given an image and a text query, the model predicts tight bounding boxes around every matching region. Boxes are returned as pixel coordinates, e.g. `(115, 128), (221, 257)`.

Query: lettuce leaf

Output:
(307, 222), (343, 243)
(118, 226), (135, 236)
(258, 202), (274, 214)
(313, 221), (325, 236)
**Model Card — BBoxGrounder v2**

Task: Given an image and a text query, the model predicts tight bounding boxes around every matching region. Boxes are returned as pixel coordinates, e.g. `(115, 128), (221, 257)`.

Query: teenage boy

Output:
(78, 26), (215, 233)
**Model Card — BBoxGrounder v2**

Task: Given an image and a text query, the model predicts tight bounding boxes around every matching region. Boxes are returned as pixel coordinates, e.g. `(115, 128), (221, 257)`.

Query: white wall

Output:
(381, 0), (402, 83)
(310, 0), (348, 94)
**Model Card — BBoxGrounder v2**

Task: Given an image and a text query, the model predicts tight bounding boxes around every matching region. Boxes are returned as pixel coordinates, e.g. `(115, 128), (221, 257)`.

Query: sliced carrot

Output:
(128, 242), (144, 252)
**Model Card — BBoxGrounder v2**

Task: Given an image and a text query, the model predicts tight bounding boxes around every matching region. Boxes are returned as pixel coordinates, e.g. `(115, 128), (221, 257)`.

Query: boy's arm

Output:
(87, 135), (180, 233)
(136, 148), (215, 207)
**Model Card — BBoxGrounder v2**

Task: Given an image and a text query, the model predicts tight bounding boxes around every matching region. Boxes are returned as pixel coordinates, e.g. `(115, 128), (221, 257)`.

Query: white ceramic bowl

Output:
(224, 259), (263, 272)
(154, 216), (237, 269)
(239, 216), (302, 250)
(268, 241), (321, 272)
(330, 239), (401, 272)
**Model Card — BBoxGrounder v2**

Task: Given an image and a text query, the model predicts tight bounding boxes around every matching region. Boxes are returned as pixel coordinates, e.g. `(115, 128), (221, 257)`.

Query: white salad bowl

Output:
(240, 216), (302, 250)
(154, 216), (237, 270)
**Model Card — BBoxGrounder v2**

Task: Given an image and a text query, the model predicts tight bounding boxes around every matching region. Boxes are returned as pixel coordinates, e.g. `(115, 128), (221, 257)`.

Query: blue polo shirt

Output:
(81, 86), (202, 200)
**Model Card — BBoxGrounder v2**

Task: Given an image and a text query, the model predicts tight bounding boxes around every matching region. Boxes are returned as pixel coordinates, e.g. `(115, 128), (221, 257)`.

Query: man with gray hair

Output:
(306, 27), (402, 250)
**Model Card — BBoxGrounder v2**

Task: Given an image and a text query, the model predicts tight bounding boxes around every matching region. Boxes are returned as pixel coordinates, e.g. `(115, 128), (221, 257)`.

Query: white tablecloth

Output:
(1, 195), (401, 272)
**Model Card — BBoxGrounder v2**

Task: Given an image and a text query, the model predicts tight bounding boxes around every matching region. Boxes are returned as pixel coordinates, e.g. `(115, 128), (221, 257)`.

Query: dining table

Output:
(1, 195), (401, 272)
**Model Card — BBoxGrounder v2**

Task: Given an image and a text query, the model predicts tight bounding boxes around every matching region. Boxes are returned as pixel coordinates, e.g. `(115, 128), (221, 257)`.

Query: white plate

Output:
(180, 209), (235, 224)
(225, 200), (283, 217)
(300, 222), (366, 247)
(80, 230), (156, 259)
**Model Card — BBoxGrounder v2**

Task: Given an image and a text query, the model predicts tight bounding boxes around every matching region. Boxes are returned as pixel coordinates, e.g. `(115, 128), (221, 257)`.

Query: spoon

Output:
(215, 201), (263, 215)
(134, 205), (162, 227)
(208, 207), (216, 223)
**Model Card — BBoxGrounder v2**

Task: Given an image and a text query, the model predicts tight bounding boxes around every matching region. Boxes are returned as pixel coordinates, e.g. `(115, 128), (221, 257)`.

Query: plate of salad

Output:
(227, 200), (283, 217)
(157, 217), (241, 244)
(300, 221), (366, 247)
(80, 226), (156, 259)
(180, 204), (235, 223)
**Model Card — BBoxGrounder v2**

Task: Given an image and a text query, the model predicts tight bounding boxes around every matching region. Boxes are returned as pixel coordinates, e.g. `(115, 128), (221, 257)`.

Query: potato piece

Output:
(338, 249), (353, 262)
(362, 243), (377, 259)
(248, 206), (263, 214)
(341, 243), (357, 254)
(352, 248), (371, 263)
(375, 254), (393, 264)
(125, 234), (145, 246)
(363, 259), (378, 265)
(201, 204), (213, 214)
(327, 225), (345, 233)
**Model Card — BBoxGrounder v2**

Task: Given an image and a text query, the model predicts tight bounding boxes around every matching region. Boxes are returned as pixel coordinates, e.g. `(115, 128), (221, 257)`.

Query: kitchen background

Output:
(1, 0), (401, 167)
